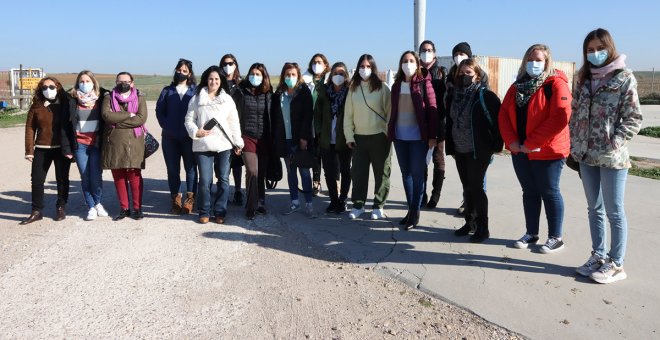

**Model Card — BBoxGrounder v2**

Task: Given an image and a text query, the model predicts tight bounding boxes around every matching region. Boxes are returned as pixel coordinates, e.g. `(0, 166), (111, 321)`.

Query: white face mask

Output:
(420, 52), (434, 64)
(359, 67), (372, 80)
(223, 64), (236, 76)
(42, 88), (57, 100)
(248, 75), (263, 87)
(331, 74), (345, 86)
(454, 55), (468, 66)
(312, 63), (325, 75)
(402, 62), (417, 77)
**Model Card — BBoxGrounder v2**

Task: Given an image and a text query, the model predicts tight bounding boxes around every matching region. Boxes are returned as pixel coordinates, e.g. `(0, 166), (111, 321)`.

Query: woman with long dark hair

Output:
(303, 53), (330, 196)
(156, 58), (197, 215)
(219, 53), (245, 206)
(21, 76), (71, 224)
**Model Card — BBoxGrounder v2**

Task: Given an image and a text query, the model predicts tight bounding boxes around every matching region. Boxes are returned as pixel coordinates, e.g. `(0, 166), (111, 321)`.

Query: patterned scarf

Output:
(326, 84), (347, 118)
(76, 90), (98, 108)
(515, 72), (549, 107)
(110, 87), (145, 137)
(451, 82), (480, 123)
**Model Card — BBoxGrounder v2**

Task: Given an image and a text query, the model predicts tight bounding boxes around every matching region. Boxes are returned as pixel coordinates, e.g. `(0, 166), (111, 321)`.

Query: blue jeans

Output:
(579, 163), (628, 265)
(511, 154), (565, 238)
(285, 140), (312, 203)
(74, 143), (103, 209)
(162, 136), (197, 195)
(196, 150), (230, 218)
(394, 140), (427, 209)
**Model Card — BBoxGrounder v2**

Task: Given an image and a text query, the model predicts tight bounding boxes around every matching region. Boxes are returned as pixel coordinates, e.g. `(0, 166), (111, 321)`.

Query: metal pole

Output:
(19, 64), (23, 110)
(414, 0), (426, 51)
(652, 67), (655, 93)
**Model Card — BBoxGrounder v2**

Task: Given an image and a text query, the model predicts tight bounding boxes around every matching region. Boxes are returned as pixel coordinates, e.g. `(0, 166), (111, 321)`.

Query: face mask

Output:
(116, 82), (131, 93)
(459, 74), (475, 87)
(526, 61), (545, 78)
(587, 50), (608, 67)
(420, 52), (434, 64)
(402, 62), (417, 77)
(174, 72), (188, 83)
(79, 82), (94, 94)
(223, 64), (236, 76)
(454, 55), (468, 66)
(248, 75), (263, 87)
(42, 88), (57, 100)
(359, 67), (371, 80)
(331, 74), (345, 86)
(312, 63), (325, 75)
(284, 76), (297, 88)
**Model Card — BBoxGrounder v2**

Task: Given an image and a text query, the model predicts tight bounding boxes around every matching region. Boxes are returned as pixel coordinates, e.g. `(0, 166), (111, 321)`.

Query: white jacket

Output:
(185, 88), (244, 153)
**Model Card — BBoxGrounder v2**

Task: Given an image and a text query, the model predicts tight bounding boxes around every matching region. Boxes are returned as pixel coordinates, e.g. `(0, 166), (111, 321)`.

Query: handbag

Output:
(266, 155), (282, 190)
(144, 131), (160, 158)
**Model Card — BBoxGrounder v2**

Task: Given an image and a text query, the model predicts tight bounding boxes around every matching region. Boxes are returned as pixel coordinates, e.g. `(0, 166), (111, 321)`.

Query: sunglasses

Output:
(41, 85), (56, 91)
(179, 58), (192, 66)
(222, 61), (235, 66)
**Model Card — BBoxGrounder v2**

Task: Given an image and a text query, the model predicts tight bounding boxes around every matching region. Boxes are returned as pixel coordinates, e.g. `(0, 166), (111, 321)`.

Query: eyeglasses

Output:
(222, 61), (235, 66)
(41, 85), (56, 91)
(179, 58), (192, 66)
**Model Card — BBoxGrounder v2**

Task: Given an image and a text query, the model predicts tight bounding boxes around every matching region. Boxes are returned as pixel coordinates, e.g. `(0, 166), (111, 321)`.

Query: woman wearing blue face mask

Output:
(499, 44), (572, 254)
(570, 28), (642, 284)
(230, 63), (273, 220)
(61, 70), (109, 221)
(271, 62), (316, 218)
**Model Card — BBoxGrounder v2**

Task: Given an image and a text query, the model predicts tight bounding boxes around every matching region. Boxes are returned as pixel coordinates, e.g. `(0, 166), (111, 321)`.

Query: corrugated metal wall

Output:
(437, 56), (575, 99)
(0, 71), (10, 99)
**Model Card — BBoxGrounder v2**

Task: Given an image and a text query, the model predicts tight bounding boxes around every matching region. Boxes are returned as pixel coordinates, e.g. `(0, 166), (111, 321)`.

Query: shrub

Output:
(639, 126), (660, 138)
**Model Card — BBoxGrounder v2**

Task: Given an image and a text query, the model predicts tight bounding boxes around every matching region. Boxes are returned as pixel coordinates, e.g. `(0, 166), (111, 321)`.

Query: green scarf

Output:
(515, 72), (550, 107)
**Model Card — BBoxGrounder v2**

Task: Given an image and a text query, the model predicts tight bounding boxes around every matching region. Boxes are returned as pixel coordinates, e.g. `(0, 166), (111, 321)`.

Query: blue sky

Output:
(2, 0), (659, 75)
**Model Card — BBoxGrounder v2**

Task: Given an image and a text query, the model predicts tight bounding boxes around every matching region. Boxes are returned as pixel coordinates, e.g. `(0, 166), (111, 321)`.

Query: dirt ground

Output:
(0, 107), (523, 339)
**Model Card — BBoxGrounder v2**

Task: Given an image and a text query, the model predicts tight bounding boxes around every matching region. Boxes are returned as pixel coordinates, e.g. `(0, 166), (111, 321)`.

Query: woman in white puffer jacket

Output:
(185, 65), (243, 224)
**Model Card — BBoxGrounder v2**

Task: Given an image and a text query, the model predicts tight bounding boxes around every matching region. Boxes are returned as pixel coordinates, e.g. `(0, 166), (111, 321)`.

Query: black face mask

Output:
(116, 82), (131, 93)
(459, 74), (475, 88)
(174, 72), (188, 83)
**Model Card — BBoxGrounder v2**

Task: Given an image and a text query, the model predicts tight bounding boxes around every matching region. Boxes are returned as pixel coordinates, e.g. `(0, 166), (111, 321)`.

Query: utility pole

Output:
(653, 67), (655, 94)
(414, 0), (426, 51)
(19, 64), (23, 110)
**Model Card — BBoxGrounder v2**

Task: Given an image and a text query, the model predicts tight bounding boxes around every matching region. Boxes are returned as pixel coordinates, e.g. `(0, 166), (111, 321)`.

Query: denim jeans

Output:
(285, 139), (312, 203)
(394, 140), (427, 209)
(196, 150), (231, 218)
(579, 163), (628, 265)
(511, 153), (565, 238)
(162, 136), (197, 195)
(74, 143), (103, 209)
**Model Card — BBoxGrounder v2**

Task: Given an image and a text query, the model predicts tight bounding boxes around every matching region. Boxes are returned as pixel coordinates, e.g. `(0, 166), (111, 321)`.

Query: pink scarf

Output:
(591, 54), (626, 80)
(110, 87), (145, 137)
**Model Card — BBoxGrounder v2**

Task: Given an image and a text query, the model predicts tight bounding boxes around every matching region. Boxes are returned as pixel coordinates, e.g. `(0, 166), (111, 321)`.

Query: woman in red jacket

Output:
(498, 44), (571, 253)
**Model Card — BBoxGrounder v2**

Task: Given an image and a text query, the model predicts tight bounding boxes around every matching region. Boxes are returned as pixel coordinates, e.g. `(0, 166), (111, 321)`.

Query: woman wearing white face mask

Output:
(230, 63), (273, 220)
(21, 77), (71, 225)
(61, 70), (109, 221)
(570, 28), (642, 284)
(344, 54), (392, 220)
(314, 62), (352, 214)
(388, 51), (438, 230)
(219, 53), (245, 206)
(303, 53), (330, 197)
(499, 44), (572, 254)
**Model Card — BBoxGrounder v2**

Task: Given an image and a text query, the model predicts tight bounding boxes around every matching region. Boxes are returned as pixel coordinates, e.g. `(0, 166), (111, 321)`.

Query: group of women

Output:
(21, 28), (642, 284)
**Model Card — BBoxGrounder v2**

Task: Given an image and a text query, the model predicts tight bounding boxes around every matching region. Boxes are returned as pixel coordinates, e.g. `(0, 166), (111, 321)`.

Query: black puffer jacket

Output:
(425, 60), (448, 141)
(271, 85), (314, 157)
(231, 83), (272, 140)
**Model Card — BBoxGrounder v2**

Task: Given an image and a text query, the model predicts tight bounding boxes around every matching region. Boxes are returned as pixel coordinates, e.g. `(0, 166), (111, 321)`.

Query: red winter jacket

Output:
(498, 70), (571, 160)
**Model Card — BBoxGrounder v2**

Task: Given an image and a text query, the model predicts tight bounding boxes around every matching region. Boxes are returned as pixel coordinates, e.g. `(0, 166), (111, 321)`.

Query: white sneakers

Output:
(576, 252), (606, 277)
(370, 208), (386, 220)
(348, 207), (365, 220)
(86, 204), (109, 221)
(589, 259), (627, 284)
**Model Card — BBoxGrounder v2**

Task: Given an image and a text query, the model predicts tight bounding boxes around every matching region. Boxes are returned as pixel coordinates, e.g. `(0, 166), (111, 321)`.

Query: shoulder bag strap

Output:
(359, 84), (386, 122)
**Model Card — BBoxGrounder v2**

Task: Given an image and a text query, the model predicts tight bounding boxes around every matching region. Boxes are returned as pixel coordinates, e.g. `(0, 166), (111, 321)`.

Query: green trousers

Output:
(351, 133), (391, 209)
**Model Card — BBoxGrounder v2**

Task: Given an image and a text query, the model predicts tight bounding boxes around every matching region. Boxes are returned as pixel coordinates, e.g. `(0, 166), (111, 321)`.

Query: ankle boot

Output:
(404, 209), (420, 231)
(54, 206), (66, 221)
(470, 218), (490, 243)
(20, 210), (43, 225)
(335, 199), (347, 214)
(426, 170), (445, 209)
(171, 193), (182, 214)
(399, 210), (410, 225)
(455, 220), (475, 236)
(181, 192), (194, 214)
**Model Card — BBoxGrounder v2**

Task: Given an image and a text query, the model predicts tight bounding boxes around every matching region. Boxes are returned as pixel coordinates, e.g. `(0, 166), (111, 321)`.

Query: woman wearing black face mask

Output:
(446, 59), (502, 243)
(156, 58), (198, 215)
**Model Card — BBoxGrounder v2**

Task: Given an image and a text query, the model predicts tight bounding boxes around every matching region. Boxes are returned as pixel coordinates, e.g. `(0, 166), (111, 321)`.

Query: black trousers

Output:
(454, 152), (492, 227)
(31, 148), (71, 211)
(320, 144), (352, 202)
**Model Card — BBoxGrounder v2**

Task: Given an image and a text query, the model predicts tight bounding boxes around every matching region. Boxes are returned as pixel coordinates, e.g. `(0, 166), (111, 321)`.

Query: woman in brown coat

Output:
(21, 77), (71, 224)
(102, 72), (148, 220)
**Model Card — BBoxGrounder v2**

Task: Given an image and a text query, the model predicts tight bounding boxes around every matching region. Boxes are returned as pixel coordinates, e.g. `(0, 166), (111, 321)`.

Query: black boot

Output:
(470, 218), (490, 243)
(335, 199), (347, 214)
(399, 210), (410, 225)
(326, 199), (338, 213)
(426, 170), (445, 209)
(404, 209), (420, 231)
(113, 209), (131, 221)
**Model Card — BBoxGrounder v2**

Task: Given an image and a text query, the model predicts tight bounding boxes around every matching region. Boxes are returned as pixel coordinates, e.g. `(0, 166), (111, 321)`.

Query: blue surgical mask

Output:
(587, 50), (608, 67)
(284, 76), (297, 88)
(526, 61), (545, 78)
(248, 75), (263, 87)
(79, 82), (94, 94)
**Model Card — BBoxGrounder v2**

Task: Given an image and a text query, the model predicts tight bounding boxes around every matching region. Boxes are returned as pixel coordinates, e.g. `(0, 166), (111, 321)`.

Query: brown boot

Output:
(181, 192), (194, 214)
(171, 193), (182, 214)
(20, 210), (43, 225)
(54, 206), (66, 221)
